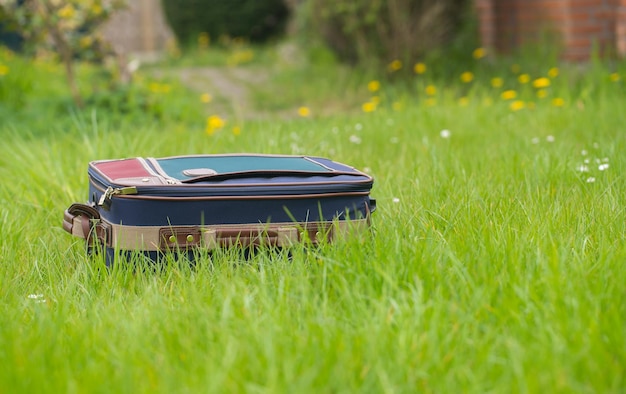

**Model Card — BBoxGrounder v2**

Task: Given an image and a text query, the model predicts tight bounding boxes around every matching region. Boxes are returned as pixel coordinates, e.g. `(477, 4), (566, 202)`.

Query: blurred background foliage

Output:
(0, 0), (481, 78)
(0, 0), (623, 129)
(157, 0), (476, 70)
(304, 0), (474, 69)
(161, 0), (290, 47)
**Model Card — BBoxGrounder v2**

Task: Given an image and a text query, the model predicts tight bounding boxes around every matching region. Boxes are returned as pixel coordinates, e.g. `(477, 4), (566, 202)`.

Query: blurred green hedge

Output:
(161, 0), (290, 45)
(306, 0), (473, 68)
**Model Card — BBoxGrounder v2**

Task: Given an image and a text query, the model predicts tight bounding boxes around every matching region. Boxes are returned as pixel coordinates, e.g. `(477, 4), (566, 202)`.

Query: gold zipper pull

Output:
(98, 186), (137, 210)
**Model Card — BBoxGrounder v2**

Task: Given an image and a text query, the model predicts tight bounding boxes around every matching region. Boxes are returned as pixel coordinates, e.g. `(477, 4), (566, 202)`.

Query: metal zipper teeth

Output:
(89, 174), (371, 198)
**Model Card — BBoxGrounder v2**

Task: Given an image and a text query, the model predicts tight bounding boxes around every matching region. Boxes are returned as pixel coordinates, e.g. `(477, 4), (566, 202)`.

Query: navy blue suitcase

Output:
(63, 154), (375, 264)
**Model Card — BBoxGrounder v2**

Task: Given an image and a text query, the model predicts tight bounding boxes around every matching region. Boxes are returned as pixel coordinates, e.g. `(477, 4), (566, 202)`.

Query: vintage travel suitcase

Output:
(63, 154), (376, 264)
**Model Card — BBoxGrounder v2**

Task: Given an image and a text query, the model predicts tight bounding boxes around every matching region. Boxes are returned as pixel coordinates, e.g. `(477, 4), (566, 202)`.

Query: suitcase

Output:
(63, 154), (376, 264)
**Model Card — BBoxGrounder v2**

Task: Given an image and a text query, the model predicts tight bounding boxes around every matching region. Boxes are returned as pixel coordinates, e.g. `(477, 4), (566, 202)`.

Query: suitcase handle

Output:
(180, 170), (366, 184)
(63, 203), (109, 246)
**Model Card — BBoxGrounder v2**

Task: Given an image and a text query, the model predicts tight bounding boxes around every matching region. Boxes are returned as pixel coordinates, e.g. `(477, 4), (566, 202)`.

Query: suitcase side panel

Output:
(94, 192), (372, 226)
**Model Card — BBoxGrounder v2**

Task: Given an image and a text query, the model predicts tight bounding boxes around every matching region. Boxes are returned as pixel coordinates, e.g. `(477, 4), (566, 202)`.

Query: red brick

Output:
(476, 0), (625, 60)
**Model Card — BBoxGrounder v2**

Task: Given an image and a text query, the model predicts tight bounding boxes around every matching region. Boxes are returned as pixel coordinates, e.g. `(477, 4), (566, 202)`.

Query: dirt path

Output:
(174, 66), (270, 118)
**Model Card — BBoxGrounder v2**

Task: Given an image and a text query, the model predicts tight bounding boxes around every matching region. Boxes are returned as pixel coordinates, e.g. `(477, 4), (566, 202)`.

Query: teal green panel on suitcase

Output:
(157, 155), (331, 180)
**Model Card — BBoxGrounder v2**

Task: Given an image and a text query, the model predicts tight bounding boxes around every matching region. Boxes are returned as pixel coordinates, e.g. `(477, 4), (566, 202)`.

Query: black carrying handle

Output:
(181, 170), (365, 184)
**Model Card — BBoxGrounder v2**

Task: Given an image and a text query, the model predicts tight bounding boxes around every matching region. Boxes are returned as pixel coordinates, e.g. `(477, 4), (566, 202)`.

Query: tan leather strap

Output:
(99, 218), (370, 251)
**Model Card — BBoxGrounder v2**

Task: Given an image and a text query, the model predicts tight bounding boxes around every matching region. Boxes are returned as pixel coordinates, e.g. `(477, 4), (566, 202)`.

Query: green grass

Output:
(0, 43), (625, 393)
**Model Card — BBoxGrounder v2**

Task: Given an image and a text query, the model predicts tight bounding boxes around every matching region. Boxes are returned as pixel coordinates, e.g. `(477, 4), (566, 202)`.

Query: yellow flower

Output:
(425, 85), (437, 96)
(227, 49), (254, 66)
(425, 98), (436, 106)
(548, 67), (559, 78)
(388, 59), (402, 72)
(57, 4), (76, 19)
(206, 115), (226, 135)
(149, 82), (171, 93)
(536, 89), (548, 98)
(362, 102), (376, 113)
(458, 97), (469, 106)
(79, 36), (94, 49)
(91, 3), (103, 15)
(491, 77), (503, 88)
(472, 48), (486, 59)
(501, 90), (517, 100)
(532, 77), (550, 88)
(297, 106), (311, 117)
(609, 73), (620, 82)
(460, 71), (474, 83)
(232, 126), (241, 136)
(551, 98), (565, 107)
(198, 32), (210, 48)
(0, 64), (9, 76)
(413, 62), (426, 74)
(518, 74), (530, 84)
(200, 93), (212, 103)
(509, 100), (525, 111)
(367, 80), (380, 92)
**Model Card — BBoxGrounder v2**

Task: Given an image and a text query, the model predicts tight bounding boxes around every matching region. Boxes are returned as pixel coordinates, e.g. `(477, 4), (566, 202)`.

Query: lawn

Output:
(0, 43), (625, 393)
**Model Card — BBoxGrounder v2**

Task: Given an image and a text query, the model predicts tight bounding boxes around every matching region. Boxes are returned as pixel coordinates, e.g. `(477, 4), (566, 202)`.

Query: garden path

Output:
(175, 66), (268, 118)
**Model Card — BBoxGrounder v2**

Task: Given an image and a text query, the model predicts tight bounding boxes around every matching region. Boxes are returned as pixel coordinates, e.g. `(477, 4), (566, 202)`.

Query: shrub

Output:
(307, 0), (473, 70)
(1, 0), (127, 107)
(161, 0), (290, 46)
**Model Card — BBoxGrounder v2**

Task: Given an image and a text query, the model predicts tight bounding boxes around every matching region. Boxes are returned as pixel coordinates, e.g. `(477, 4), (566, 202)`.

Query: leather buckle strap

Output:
(62, 203), (109, 246)
(63, 203), (99, 238)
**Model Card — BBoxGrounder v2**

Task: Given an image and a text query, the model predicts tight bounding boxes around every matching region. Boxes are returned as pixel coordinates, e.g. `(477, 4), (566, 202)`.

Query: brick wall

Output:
(618, 0), (626, 56)
(476, 0), (626, 61)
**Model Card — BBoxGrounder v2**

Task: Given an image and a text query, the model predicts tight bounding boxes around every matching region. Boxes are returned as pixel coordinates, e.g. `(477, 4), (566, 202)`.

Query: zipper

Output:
(98, 186), (138, 210)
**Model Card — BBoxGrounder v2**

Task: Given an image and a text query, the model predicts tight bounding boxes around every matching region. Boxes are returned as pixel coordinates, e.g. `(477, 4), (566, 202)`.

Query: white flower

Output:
(584, 158), (590, 164)
(363, 167), (372, 174)
(440, 129), (451, 138)
(349, 135), (362, 144)
(598, 164), (609, 171)
(531, 137), (540, 144)
(577, 165), (589, 172)
(290, 143), (301, 153)
(127, 59), (141, 74)
(392, 197), (400, 203)
(354, 123), (363, 131)
(27, 294), (46, 304)
(581, 150), (588, 156)
(546, 135), (555, 142)
(602, 157), (609, 163)
(586, 177), (596, 183)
